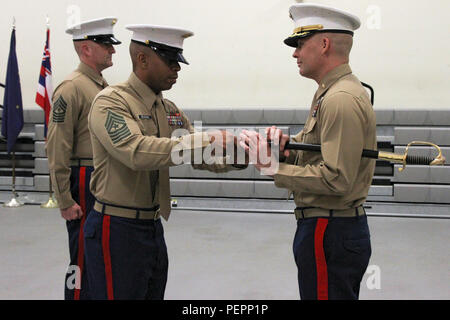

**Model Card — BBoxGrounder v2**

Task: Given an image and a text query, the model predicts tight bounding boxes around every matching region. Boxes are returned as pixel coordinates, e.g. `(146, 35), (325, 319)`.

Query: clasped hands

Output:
(206, 126), (290, 174)
(208, 129), (238, 152)
(238, 126), (290, 176)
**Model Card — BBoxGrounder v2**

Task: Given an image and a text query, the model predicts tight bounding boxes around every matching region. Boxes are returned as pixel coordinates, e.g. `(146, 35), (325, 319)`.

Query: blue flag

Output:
(1, 28), (24, 153)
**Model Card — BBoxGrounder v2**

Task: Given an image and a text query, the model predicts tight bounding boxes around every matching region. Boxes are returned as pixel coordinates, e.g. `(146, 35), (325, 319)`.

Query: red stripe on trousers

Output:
(102, 215), (114, 300)
(314, 218), (329, 300)
(74, 167), (86, 300)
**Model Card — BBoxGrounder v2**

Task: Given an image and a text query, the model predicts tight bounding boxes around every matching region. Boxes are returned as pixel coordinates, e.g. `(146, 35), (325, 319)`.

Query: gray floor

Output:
(0, 204), (449, 300)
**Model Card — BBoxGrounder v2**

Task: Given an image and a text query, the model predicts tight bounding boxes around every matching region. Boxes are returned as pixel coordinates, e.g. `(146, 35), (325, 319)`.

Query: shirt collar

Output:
(315, 63), (352, 99)
(77, 62), (107, 87)
(127, 72), (163, 107)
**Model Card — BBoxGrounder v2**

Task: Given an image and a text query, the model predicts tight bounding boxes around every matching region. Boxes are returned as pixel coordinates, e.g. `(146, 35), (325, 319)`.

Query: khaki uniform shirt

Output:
(47, 62), (108, 209)
(274, 64), (377, 210)
(88, 72), (244, 220)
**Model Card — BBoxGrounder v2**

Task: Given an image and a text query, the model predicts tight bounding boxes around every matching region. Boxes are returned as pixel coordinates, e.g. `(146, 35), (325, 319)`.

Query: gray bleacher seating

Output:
(1, 107), (449, 204)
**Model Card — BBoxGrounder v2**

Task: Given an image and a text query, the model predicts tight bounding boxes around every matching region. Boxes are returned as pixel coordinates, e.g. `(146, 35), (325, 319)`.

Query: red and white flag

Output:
(35, 27), (53, 137)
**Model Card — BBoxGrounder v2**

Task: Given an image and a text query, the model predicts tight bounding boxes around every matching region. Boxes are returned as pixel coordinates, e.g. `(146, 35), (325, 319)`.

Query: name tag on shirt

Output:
(139, 115), (152, 120)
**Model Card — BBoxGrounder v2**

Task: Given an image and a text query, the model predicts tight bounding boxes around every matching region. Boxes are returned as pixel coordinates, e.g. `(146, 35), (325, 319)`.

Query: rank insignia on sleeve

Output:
(52, 96), (67, 123)
(105, 110), (132, 143)
(167, 111), (183, 126)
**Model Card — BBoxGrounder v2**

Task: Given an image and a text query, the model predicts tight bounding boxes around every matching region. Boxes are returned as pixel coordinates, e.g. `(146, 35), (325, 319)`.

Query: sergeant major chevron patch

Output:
(105, 110), (131, 143)
(52, 96), (67, 123)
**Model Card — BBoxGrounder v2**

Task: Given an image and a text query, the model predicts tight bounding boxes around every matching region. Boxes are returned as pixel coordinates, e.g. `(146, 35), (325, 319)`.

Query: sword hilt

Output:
(377, 151), (435, 169)
(401, 140), (445, 171)
(357, 141), (445, 171)
(405, 154), (436, 165)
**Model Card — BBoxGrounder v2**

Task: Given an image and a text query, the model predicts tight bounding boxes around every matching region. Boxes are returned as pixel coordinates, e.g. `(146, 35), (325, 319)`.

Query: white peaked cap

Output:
(125, 24), (193, 50)
(66, 16), (121, 44)
(126, 24), (194, 64)
(284, 4), (361, 47)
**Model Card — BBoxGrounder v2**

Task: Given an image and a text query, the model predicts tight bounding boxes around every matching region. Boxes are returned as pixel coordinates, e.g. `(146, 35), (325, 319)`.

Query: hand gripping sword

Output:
(281, 140), (446, 171)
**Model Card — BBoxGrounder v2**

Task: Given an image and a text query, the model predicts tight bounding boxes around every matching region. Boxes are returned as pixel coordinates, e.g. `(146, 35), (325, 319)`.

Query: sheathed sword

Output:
(267, 84), (446, 171)
(281, 140), (446, 171)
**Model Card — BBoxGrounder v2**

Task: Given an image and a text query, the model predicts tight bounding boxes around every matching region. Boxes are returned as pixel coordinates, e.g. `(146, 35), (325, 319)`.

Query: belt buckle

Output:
(154, 208), (161, 220)
(294, 208), (305, 220)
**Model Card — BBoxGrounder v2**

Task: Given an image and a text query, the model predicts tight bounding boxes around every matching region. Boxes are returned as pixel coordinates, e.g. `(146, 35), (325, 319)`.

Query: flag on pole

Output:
(1, 27), (24, 154)
(35, 27), (53, 137)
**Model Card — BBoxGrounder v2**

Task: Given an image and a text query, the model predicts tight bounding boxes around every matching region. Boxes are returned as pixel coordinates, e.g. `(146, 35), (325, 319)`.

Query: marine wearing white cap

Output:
(66, 16), (121, 45)
(85, 23), (246, 299)
(284, 3), (361, 47)
(240, 3), (376, 300)
(126, 24), (193, 64)
(48, 16), (120, 300)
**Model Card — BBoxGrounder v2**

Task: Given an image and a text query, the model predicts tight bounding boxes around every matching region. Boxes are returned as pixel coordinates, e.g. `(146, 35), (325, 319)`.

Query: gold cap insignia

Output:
(292, 24), (323, 36)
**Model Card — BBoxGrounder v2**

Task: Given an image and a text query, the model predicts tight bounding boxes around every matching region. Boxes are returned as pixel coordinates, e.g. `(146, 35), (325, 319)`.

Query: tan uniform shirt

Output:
(274, 64), (377, 210)
(88, 72), (244, 220)
(47, 62), (108, 209)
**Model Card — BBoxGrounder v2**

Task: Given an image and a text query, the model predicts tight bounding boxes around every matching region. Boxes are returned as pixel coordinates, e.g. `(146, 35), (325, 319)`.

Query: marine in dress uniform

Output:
(46, 17), (121, 300)
(84, 24), (246, 300)
(240, 4), (376, 299)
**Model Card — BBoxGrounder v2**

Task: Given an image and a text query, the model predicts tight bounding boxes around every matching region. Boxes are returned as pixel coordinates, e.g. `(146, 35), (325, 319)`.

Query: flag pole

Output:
(40, 15), (58, 209)
(3, 18), (23, 208)
(41, 174), (58, 208)
(3, 151), (23, 208)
